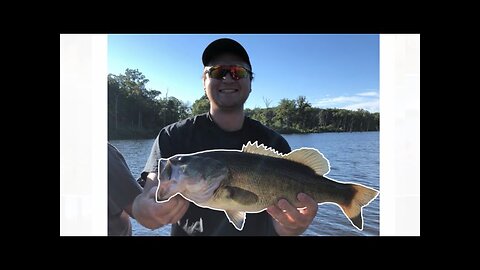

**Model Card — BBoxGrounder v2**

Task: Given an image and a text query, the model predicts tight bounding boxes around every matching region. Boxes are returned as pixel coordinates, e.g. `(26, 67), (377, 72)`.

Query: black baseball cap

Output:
(202, 38), (252, 70)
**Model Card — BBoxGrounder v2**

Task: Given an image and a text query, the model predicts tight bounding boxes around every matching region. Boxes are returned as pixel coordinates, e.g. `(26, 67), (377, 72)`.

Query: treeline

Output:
(108, 69), (190, 139)
(245, 96), (379, 134)
(108, 69), (379, 139)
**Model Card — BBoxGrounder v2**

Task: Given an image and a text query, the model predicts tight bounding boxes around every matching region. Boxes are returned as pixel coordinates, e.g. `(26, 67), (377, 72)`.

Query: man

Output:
(132, 38), (318, 236)
(108, 143), (142, 236)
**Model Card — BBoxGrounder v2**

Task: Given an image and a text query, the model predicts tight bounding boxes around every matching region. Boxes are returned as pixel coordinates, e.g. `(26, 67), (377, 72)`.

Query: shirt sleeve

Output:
(276, 136), (291, 154)
(108, 143), (142, 210)
(269, 132), (291, 155)
(140, 135), (161, 183)
(139, 129), (174, 186)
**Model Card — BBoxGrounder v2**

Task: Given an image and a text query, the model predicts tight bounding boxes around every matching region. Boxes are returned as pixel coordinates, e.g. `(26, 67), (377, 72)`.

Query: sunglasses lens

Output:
(209, 67), (228, 79)
(208, 66), (250, 80)
(232, 66), (249, 78)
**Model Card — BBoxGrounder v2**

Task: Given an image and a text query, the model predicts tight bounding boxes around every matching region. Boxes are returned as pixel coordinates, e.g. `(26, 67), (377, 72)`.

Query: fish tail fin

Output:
(340, 184), (379, 230)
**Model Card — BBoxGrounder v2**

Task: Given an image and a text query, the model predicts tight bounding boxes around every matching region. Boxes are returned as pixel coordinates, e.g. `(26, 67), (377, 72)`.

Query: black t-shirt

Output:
(141, 112), (291, 236)
(108, 143), (143, 236)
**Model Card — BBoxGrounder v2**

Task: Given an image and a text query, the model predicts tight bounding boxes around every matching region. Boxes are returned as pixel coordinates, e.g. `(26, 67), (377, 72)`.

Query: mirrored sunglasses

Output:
(206, 65), (253, 80)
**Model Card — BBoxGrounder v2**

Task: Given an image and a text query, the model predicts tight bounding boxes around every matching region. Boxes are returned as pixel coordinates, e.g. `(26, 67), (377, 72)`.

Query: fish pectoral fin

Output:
(225, 186), (258, 205)
(224, 210), (246, 231)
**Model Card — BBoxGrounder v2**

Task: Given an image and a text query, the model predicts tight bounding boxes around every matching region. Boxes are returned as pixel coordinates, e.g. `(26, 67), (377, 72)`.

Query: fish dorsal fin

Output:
(242, 141), (330, 175)
(241, 141), (284, 158)
(285, 148), (330, 176)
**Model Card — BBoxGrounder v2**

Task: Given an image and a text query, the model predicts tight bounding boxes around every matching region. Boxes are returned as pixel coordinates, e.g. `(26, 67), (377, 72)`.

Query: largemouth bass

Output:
(156, 141), (379, 231)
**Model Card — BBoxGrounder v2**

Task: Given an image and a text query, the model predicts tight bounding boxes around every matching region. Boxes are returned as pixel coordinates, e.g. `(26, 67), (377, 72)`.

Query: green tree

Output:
(192, 94), (210, 115)
(108, 68), (190, 139)
(274, 98), (297, 132)
(158, 96), (191, 127)
(295, 96), (312, 131)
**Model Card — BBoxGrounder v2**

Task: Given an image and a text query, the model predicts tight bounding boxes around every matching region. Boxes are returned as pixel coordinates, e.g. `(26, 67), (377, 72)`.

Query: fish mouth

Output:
(159, 159), (172, 181)
(158, 180), (174, 201)
(157, 159), (177, 201)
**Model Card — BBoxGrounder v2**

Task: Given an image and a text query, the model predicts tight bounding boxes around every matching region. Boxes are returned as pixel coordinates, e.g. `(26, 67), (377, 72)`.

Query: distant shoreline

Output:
(109, 130), (379, 141)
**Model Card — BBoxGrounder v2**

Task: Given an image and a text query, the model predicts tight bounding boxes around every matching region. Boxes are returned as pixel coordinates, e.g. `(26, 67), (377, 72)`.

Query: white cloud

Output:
(315, 96), (362, 107)
(343, 100), (379, 112)
(314, 91), (379, 112)
(357, 91), (379, 97)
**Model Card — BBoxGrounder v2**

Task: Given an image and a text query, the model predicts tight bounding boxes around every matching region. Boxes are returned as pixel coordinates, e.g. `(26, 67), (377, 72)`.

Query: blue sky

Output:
(108, 34), (379, 112)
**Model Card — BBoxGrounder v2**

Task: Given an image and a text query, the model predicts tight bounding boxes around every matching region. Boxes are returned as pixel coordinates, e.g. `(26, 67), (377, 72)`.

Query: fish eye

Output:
(176, 156), (191, 163)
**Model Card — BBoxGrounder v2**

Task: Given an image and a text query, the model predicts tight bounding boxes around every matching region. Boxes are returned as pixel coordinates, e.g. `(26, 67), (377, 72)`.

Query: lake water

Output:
(110, 131), (379, 236)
